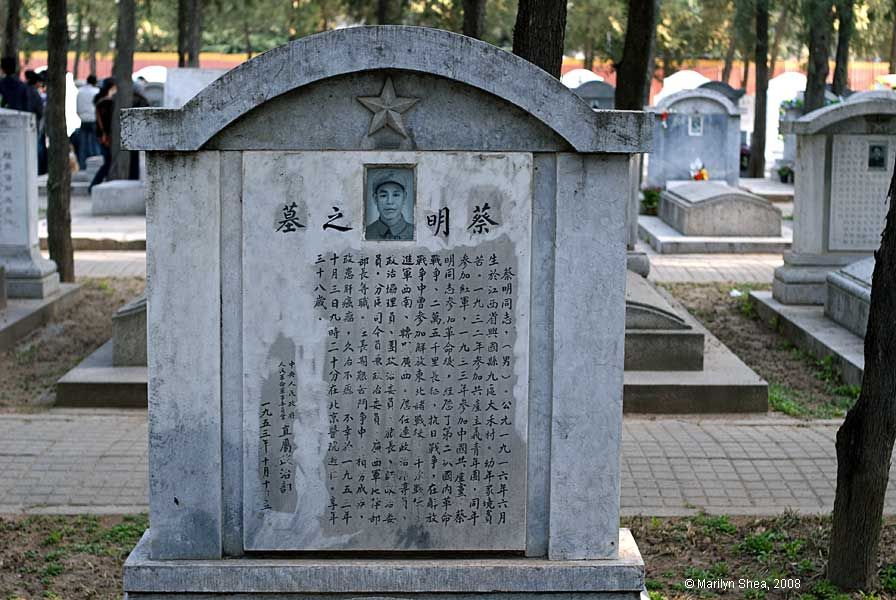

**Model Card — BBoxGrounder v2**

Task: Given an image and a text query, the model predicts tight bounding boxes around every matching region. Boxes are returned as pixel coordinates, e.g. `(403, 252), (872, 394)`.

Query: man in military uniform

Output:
(366, 171), (413, 240)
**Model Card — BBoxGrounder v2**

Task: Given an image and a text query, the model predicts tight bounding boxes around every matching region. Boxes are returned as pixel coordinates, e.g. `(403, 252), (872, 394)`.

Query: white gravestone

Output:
(119, 26), (652, 600)
(774, 97), (896, 304)
(163, 68), (229, 108)
(0, 109), (60, 298)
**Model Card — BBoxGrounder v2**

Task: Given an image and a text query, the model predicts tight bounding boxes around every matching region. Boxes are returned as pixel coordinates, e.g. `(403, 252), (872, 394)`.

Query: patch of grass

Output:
(738, 530), (776, 558)
(768, 384), (808, 417)
(804, 579), (852, 600)
(693, 513), (737, 535)
(879, 564), (896, 593)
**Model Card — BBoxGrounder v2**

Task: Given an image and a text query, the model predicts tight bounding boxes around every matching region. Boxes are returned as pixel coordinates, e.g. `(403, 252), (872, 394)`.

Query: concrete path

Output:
(56, 249), (781, 284)
(1, 410), (891, 516)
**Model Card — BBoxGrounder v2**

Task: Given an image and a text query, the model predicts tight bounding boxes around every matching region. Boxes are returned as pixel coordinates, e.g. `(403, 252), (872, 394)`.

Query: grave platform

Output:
(638, 215), (792, 254)
(39, 198), (146, 251)
(37, 174), (91, 198)
(0, 284), (81, 352)
(739, 177), (794, 203)
(55, 340), (147, 408)
(123, 529), (646, 600)
(751, 290), (864, 387)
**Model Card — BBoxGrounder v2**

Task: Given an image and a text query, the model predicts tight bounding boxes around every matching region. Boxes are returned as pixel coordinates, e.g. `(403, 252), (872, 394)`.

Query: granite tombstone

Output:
(120, 26), (651, 600)
(773, 96), (896, 304)
(572, 80), (616, 110)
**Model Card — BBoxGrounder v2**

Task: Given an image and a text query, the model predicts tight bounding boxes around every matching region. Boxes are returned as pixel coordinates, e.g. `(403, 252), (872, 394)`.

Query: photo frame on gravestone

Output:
(868, 142), (888, 171)
(688, 115), (704, 137)
(364, 165), (416, 241)
(241, 150), (532, 553)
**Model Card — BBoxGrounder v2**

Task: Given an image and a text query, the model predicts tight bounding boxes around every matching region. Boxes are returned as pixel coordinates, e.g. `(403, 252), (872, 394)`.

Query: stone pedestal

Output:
(825, 257), (872, 339)
(113, 295), (147, 366)
(659, 182), (781, 236)
(0, 109), (60, 299)
(91, 180), (147, 215)
(774, 97), (896, 304)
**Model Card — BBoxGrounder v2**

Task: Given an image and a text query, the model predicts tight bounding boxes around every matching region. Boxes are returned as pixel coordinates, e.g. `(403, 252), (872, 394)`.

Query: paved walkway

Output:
(59, 249), (781, 284)
(2, 410), (892, 516)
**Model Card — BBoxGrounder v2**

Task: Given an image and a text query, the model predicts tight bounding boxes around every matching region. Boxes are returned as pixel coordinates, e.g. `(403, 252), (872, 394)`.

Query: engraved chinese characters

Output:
(242, 151), (532, 551)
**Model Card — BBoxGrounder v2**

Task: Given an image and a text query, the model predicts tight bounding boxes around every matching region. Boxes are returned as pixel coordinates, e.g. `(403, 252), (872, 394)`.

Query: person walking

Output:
(76, 74), (101, 169)
(89, 77), (116, 193)
(24, 71), (47, 174)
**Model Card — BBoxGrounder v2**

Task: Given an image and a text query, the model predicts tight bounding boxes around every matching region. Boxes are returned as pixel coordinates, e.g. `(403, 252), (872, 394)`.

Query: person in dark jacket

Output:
(90, 77), (117, 192)
(0, 56), (26, 111)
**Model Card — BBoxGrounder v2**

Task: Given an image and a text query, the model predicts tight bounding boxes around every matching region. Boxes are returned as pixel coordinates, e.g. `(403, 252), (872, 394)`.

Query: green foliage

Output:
(693, 513), (737, 535)
(879, 564), (896, 593)
(738, 530), (776, 557)
(768, 383), (808, 417)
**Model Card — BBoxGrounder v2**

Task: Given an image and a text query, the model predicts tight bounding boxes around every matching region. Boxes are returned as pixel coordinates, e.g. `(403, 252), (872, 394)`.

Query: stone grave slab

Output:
(91, 180), (147, 216)
(659, 181), (781, 237)
(825, 257), (873, 339)
(114, 295), (147, 366)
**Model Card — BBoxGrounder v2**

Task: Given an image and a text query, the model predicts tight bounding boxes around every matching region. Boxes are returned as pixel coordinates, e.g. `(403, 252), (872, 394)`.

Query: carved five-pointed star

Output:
(357, 78), (419, 138)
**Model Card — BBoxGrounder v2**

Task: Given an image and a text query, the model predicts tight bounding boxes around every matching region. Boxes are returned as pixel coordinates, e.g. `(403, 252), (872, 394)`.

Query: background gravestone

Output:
(120, 26), (650, 600)
(572, 80), (616, 110)
(0, 109), (60, 299)
(773, 96), (896, 304)
(646, 88), (741, 188)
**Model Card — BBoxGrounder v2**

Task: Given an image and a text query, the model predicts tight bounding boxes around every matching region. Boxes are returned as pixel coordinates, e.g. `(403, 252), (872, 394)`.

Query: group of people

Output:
(0, 55), (146, 192)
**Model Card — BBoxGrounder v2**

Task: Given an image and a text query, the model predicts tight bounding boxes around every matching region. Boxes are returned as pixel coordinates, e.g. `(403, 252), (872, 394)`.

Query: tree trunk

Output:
(145, 0), (156, 51)
(377, 0), (389, 24)
(832, 0), (853, 96)
(72, 7), (83, 81)
(3, 0), (22, 65)
(614, 0), (658, 110)
(87, 19), (97, 76)
(890, 4), (896, 74)
(740, 51), (750, 88)
(583, 38), (594, 72)
(46, 0), (74, 282)
(748, 0), (768, 178)
(187, 0), (202, 67)
(462, 0), (485, 39)
(243, 15), (252, 59)
(177, 0), (187, 67)
(827, 152), (896, 592)
(769, 2), (790, 76)
(721, 19), (737, 85)
(805, 0), (833, 113)
(512, 0), (567, 79)
(110, 0), (135, 181)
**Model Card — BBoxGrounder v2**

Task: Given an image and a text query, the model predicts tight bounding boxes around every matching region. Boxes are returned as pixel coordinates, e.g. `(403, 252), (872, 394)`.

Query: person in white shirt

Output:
(75, 74), (100, 169)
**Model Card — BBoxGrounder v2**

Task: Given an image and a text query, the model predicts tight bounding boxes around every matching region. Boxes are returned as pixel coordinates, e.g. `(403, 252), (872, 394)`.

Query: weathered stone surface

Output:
(0, 109), (60, 299)
(825, 257), (873, 339)
(121, 27), (652, 154)
(646, 88), (741, 187)
(572, 80), (615, 110)
(659, 182), (781, 237)
(162, 68), (228, 109)
(0, 266), (6, 311)
(774, 96), (896, 304)
(113, 295), (147, 366)
(91, 180), (147, 216)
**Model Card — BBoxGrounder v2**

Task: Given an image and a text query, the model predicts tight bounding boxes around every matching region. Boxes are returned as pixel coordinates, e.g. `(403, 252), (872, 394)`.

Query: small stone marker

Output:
(0, 109), (60, 299)
(120, 26), (651, 600)
(659, 181), (781, 237)
(646, 88), (741, 187)
(572, 80), (615, 110)
(774, 96), (896, 304)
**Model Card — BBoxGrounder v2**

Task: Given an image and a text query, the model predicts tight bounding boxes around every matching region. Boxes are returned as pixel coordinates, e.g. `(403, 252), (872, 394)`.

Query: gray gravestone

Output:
(572, 80), (615, 110)
(698, 81), (746, 104)
(774, 96), (896, 304)
(646, 88), (741, 187)
(0, 109), (60, 299)
(0, 265), (6, 311)
(659, 181), (781, 236)
(119, 26), (651, 600)
(825, 257), (873, 338)
(91, 179), (147, 215)
(163, 67), (229, 108)
(113, 295), (147, 366)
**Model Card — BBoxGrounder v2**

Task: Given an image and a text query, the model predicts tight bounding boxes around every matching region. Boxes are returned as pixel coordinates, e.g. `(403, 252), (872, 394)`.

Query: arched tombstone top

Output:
(120, 26), (651, 153)
(650, 88), (739, 116)
(698, 81), (745, 103)
(781, 97), (896, 135)
(848, 90), (896, 103)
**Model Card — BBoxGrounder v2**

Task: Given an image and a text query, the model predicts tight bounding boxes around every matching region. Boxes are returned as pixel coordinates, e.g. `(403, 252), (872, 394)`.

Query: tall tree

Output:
(110, 0), (135, 180)
(511, 0), (567, 77)
(721, 17), (737, 84)
(463, 0), (486, 39)
(827, 157), (896, 591)
(187, 0), (203, 65)
(748, 0), (768, 177)
(615, 0), (659, 110)
(890, 6), (896, 74)
(177, 0), (188, 66)
(769, 2), (791, 75)
(87, 18), (98, 75)
(3, 0), (22, 62)
(46, 0), (75, 282)
(72, 5), (84, 81)
(832, 0), (853, 96)
(804, 0), (833, 113)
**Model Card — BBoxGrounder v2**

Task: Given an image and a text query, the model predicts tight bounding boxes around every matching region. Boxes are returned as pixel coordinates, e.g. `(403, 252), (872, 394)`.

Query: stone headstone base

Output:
(0, 283), (81, 352)
(751, 290), (864, 387)
(56, 339), (147, 408)
(124, 530), (645, 600)
(5, 269), (61, 299)
(824, 258), (872, 339)
(772, 252), (867, 305)
(91, 180), (147, 216)
(639, 216), (792, 254)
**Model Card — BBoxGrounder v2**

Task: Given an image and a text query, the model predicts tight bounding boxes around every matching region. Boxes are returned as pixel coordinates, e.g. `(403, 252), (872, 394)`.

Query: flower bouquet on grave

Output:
(659, 110), (670, 129)
(690, 158), (709, 181)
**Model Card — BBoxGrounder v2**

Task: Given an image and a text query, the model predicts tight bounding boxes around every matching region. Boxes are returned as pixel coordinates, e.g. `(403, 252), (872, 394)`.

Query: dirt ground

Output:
(660, 282), (859, 419)
(0, 278), (145, 413)
(2, 513), (896, 600)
